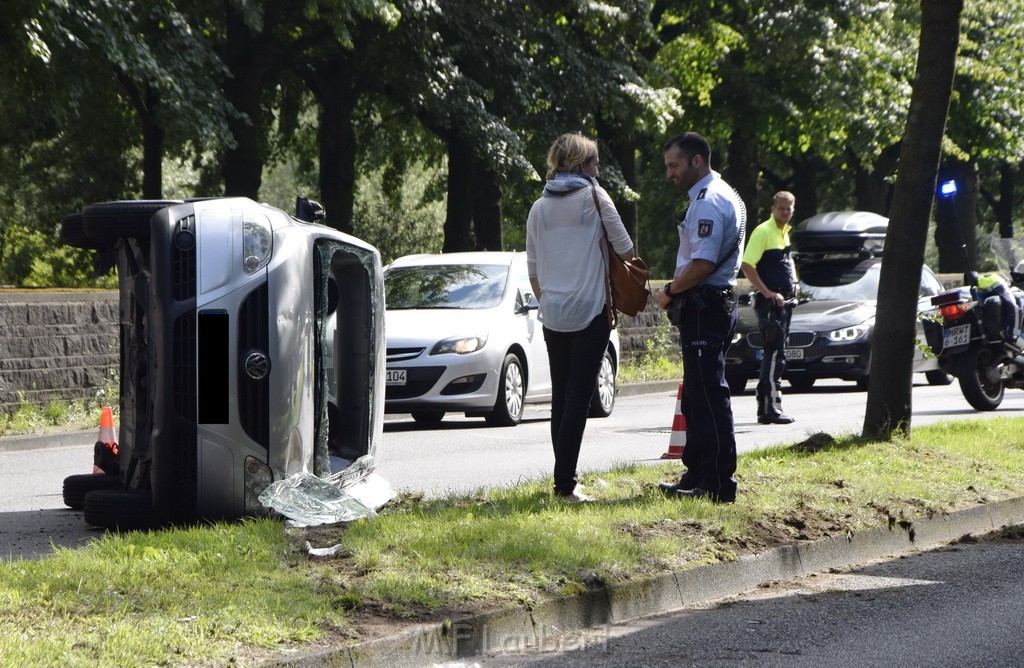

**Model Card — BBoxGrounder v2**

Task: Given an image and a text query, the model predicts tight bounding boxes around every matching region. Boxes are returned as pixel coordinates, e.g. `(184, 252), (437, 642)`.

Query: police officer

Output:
(657, 132), (746, 504)
(741, 192), (798, 424)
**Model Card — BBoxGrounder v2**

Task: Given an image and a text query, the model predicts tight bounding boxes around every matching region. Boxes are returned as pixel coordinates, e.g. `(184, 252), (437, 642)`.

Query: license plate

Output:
(386, 369), (407, 386)
(756, 348), (804, 360)
(942, 324), (971, 350)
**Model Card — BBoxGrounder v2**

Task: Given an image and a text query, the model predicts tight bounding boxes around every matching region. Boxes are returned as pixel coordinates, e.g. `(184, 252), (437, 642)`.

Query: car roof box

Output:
(791, 211), (888, 255)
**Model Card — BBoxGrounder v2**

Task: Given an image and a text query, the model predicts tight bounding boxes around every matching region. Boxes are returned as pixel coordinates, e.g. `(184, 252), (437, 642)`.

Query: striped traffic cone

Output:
(661, 383), (686, 459)
(92, 406), (119, 475)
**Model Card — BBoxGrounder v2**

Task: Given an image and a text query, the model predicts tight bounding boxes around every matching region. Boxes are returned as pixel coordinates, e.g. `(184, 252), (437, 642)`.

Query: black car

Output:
(725, 211), (951, 393)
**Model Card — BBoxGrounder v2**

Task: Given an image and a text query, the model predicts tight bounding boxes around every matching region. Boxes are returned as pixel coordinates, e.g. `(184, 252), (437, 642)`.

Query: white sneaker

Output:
(557, 488), (595, 503)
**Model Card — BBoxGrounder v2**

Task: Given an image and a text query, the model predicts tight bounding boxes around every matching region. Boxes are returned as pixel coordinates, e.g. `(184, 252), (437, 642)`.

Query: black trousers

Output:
(677, 295), (738, 497)
(754, 296), (793, 418)
(543, 312), (610, 495)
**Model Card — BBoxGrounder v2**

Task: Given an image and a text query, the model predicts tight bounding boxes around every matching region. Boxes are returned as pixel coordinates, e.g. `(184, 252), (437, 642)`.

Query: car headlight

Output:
(431, 336), (486, 355)
(827, 325), (869, 342)
(242, 215), (273, 274)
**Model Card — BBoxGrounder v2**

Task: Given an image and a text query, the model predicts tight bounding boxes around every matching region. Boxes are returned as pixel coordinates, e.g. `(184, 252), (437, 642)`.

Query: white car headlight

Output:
(827, 325), (869, 342)
(242, 216), (273, 274)
(431, 336), (486, 355)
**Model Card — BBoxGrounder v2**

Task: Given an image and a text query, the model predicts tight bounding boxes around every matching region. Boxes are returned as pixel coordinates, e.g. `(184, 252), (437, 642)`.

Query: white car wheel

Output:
(589, 349), (616, 417)
(486, 354), (524, 426)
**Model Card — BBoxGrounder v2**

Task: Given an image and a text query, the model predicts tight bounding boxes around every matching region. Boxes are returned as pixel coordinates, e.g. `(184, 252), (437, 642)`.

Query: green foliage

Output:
(0, 225), (115, 288)
(352, 158), (446, 264)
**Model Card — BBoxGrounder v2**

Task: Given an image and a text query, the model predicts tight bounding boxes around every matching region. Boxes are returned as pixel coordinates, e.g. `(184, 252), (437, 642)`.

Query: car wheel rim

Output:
(596, 355), (614, 410)
(505, 363), (523, 417)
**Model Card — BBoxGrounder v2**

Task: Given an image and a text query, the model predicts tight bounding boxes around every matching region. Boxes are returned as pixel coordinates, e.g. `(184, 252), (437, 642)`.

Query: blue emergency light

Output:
(939, 180), (958, 197)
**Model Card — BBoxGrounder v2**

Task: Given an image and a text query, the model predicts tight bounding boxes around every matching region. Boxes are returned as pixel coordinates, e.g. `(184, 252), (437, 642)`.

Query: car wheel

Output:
(82, 200), (183, 247)
(62, 473), (122, 510)
(788, 376), (816, 392)
(486, 354), (525, 426)
(411, 411), (445, 426)
(957, 344), (1004, 411)
(59, 213), (106, 250)
(726, 374), (747, 395)
(588, 348), (616, 418)
(82, 489), (155, 531)
(925, 369), (953, 386)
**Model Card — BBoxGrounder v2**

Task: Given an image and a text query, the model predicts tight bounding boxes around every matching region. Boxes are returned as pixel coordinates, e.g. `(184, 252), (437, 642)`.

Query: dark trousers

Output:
(678, 296), (738, 497)
(754, 297), (792, 418)
(543, 313), (610, 495)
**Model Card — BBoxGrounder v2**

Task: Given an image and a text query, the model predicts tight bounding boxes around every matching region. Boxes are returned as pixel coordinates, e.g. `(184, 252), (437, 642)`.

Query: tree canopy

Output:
(1, 0), (1022, 282)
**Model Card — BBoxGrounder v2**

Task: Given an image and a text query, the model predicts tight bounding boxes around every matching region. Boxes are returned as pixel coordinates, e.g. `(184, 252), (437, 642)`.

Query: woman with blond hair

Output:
(526, 133), (635, 502)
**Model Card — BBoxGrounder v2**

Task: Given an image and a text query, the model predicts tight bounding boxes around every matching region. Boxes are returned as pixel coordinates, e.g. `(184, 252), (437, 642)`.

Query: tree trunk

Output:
(596, 120), (638, 245)
(934, 158), (977, 272)
(862, 0), (963, 441)
(724, 126), (760, 218)
(787, 156), (823, 220)
(140, 113), (164, 200)
(443, 137), (474, 253)
(316, 84), (357, 234)
(222, 2), (275, 198)
(471, 164), (502, 251)
(980, 161), (1016, 238)
(852, 144), (900, 215)
(115, 73), (164, 199)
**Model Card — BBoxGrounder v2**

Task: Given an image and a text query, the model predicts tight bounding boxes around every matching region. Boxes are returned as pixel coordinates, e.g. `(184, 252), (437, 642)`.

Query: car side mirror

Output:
(295, 196), (326, 222)
(516, 292), (540, 314)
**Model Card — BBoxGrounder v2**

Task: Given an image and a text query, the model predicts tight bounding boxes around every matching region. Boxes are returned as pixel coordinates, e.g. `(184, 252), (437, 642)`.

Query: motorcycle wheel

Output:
(957, 344), (1005, 411)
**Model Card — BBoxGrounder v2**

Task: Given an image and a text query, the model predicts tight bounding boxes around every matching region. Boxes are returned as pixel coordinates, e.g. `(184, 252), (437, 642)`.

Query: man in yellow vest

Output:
(741, 192), (799, 424)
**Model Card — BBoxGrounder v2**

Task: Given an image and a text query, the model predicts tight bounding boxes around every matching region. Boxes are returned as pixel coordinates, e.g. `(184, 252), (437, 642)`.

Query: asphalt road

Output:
(454, 533), (1024, 667)
(376, 375), (1024, 498)
(1, 376), (1023, 559)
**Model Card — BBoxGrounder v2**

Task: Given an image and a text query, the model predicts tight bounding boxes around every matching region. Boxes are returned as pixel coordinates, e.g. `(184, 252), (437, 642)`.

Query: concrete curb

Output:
(0, 428), (94, 453)
(260, 496), (1024, 667)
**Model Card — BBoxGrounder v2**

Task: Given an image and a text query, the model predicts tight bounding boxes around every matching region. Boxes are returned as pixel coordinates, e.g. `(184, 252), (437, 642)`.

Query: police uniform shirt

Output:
(741, 216), (797, 293)
(675, 172), (745, 287)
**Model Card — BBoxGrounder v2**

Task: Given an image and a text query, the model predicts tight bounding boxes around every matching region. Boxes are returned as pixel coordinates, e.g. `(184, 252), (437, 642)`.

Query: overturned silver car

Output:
(60, 197), (385, 529)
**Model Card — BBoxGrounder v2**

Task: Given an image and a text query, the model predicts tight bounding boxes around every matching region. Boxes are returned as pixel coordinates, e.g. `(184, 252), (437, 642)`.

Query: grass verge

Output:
(4, 418), (1024, 665)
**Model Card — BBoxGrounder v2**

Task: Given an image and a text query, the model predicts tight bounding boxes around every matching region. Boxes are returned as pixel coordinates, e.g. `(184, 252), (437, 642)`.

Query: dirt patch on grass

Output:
(283, 501), (866, 648)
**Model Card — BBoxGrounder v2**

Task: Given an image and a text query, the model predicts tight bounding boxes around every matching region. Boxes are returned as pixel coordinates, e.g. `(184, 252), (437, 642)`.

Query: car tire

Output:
(82, 200), (182, 247)
(925, 369), (953, 386)
(788, 376), (816, 392)
(411, 411), (445, 426)
(726, 374), (747, 395)
(82, 489), (155, 531)
(957, 344), (1004, 411)
(62, 473), (122, 510)
(59, 213), (106, 250)
(588, 348), (616, 418)
(486, 354), (525, 427)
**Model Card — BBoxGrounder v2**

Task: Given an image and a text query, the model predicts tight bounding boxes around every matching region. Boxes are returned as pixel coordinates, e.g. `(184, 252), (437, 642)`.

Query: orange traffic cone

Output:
(92, 406), (119, 475)
(661, 383), (686, 459)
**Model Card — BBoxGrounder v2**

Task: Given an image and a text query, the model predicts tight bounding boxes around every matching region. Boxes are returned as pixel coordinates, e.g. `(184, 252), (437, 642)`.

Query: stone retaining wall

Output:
(0, 291), (118, 414)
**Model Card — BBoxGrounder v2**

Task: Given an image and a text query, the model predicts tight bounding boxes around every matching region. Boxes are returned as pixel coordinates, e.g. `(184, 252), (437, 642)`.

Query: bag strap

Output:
(591, 186), (617, 329)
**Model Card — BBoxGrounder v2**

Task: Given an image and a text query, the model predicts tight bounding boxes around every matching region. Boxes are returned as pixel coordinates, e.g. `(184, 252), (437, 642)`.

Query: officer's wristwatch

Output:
(663, 283), (674, 297)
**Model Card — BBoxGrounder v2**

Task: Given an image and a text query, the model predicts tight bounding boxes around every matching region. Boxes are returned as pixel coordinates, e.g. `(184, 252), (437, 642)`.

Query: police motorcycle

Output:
(924, 237), (1024, 411)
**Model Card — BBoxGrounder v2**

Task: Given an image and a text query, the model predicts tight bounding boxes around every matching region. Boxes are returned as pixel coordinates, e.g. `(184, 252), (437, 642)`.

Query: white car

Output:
(383, 252), (619, 426)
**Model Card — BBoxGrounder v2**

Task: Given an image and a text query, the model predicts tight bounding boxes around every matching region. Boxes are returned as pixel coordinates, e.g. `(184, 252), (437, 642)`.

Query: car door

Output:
(513, 259), (552, 400)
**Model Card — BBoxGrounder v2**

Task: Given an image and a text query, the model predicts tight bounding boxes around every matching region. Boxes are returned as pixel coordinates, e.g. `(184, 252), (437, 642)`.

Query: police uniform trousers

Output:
(677, 292), (738, 498)
(754, 295), (793, 419)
